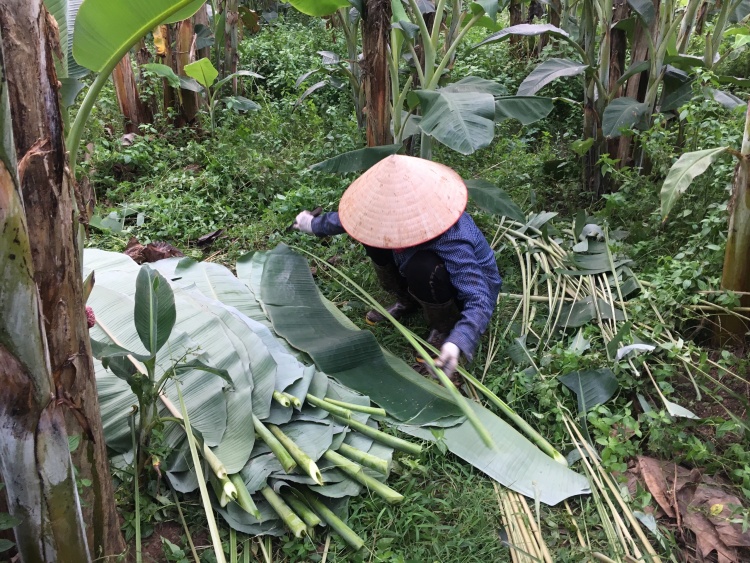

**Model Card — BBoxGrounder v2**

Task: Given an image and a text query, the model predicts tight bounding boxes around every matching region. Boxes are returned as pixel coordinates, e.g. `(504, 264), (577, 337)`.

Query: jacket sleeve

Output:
(311, 211), (346, 237)
(438, 239), (496, 362)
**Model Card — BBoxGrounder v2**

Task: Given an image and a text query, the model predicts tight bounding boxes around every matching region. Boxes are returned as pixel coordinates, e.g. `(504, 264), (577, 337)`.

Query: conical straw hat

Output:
(338, 155), (467, 249)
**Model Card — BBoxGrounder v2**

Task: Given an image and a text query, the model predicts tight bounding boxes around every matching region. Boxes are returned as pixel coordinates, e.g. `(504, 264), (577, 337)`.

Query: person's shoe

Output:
(415, 297), (462, 339)
(365, 300), (418, 325)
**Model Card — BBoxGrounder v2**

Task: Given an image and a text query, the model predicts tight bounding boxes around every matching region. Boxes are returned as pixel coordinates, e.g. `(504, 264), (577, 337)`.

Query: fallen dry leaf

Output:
(630, 456), (750, 563)
(124, 237), (184, 264)
(637, 456), (676, 518)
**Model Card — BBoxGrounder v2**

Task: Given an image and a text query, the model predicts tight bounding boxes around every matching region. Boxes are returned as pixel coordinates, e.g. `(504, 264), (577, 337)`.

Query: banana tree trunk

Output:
(581, 0), (601, 196)
(135, 39), (158, 123)
(194, 4), (211, 60)
(176, 18), (200, 124)
(607, 0), (629, 167)
(0, 0), (124, 557)
(224, 0), (239, 93)
(719, 101), (750, 341)
(616, 0), (660, 167)
(549, 0), (562, 27)
(362, 0), (393, 146)
(156, 25), (179, 118)
(677, 0), (701, 52)
(509, 0), (524, 43)
(112, 51), (151, 134)
(337, 8), (364, 130)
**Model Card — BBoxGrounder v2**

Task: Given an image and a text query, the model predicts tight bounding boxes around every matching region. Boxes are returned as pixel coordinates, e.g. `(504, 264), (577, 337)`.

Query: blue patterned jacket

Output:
(311, 211), (502, 361)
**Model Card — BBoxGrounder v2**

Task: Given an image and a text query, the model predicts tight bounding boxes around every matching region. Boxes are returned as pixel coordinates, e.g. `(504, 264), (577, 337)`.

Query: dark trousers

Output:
(364, 245), (457, 304)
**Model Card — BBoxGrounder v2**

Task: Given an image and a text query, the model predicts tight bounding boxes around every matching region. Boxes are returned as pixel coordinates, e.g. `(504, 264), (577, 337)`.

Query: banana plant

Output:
(475, 0), (686, 193)
(63, 0), (207, 174)
(295, 7), (365, 129)
(392, 0), (558, 159)
(294, 0), (554, 167)
(659, 102), (750, 339)
(90, 265), (231, 471)
(183, 57), (263, 132)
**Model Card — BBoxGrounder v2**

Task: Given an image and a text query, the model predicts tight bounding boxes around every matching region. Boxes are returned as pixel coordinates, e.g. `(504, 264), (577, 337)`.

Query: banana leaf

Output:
(247, 245), (591, 506)
(397, 400), (590, 506)
(85, 251), (270, 476)
(85, 249), (401, 540)
(247, 246), (463, 426)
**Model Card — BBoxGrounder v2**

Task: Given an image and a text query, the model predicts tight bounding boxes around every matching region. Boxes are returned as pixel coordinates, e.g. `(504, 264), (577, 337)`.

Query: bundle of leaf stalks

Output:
(459, 201), (749, 559)
(85, 249), (418, 550)
(473, 207), (746, 422)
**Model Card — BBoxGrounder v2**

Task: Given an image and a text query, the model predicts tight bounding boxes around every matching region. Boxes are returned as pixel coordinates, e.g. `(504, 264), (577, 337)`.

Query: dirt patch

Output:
(135, 520), (208, 563)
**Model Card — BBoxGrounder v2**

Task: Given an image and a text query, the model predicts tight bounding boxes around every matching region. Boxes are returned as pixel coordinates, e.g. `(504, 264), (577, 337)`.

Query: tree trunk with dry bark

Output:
(113, 51), (151, 134)
(361, 0), (392, 147)
(617, 0), (660, 167)
(176, 19), (200, 125)
(0, 0), (125, 558)
(719, 102), (750, 342)
(224, 0), (240, 94)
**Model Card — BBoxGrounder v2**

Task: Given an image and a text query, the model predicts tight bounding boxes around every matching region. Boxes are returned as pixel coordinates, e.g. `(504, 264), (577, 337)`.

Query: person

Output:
(293, 154), (501, 383)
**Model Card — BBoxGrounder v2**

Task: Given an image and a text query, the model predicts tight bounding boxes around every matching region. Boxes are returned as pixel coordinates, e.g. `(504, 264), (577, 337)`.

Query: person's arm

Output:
(312, 211), (346, 236)
(438, 239), (497, 362)
(293, 211), (346, 237)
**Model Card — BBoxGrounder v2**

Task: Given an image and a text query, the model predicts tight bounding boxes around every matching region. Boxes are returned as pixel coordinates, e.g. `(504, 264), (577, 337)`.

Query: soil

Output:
(138, 521), (209, 563)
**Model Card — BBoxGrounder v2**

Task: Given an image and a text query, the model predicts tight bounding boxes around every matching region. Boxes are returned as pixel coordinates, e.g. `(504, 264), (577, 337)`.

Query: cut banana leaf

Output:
(248, 245), (591, 506)
(216, 498), (286, 536)
(247, 246), (463, 425)
(559, 369), (619, 414)
(397, 401), (590, 506)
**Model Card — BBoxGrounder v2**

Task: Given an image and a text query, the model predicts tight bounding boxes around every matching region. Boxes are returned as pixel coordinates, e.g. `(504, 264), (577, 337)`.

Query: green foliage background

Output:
(79, 11), (750, 562)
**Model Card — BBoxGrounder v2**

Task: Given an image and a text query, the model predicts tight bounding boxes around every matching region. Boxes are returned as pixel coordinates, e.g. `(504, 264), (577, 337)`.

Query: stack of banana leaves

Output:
(84, 246), (589, 544)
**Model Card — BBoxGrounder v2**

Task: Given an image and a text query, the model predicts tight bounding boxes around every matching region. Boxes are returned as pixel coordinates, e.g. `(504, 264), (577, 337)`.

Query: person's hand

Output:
(435, 342), (460, 378)
(293, 210), (315, 234)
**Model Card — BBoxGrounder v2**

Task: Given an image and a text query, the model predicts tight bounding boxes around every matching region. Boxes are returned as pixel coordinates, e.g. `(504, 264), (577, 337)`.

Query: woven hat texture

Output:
(338, 155), (467, 248)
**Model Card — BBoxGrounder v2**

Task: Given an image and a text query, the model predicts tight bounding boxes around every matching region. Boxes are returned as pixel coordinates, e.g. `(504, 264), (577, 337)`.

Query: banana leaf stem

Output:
(129, 409), (142, 563)
(210, 473), (237, 507)
(272, 390), (291, 408)
(281, 490), (322, 528)
(306, 394), (353, 418)
(159, 393), (231, 476)
(176, 382), (227, 563)
(252, 414), (296, 473)
(281, 392), (303, 408)
(230, 474), (261, 519)
(336, 443), (390, 475)
(323, 450), (403, 505)
(268, 424), (324, 485)
(260, 487), (306, 538)
(230, 528), (237, 563)
(297, 248), (495, 449)
(324, 398), (386, 418)
(300, 489), (365, 551)
(330, 414), (422, 456)
(411, 332), (568, 466)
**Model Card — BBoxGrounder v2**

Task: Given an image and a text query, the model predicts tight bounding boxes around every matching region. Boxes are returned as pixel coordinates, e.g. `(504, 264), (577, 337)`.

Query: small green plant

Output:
(161, 537), (189, 563)
(90, 264), (231, 471)
(0, 484), (20, 555)
(183, 57), (263, 133)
